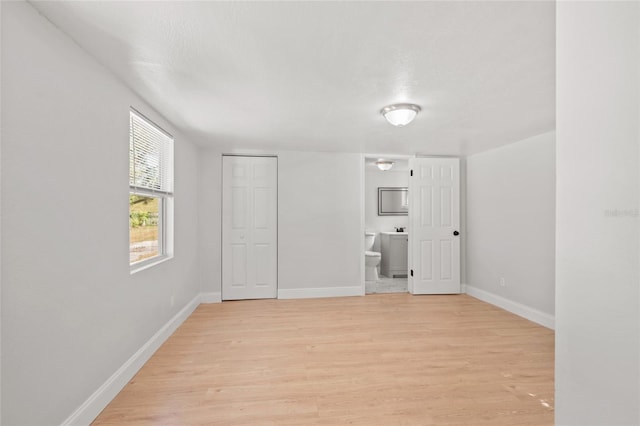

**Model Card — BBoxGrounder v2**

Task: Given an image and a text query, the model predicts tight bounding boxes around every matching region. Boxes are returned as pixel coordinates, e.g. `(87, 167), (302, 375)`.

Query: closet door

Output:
(222, 156), (277, 300)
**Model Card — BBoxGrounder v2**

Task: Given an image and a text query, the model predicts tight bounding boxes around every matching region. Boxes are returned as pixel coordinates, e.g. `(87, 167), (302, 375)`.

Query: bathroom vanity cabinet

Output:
(380, 232), (408, 278)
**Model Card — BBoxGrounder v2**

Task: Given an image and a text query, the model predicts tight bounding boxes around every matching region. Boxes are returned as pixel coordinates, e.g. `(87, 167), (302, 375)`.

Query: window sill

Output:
(130, 255), (173, 275)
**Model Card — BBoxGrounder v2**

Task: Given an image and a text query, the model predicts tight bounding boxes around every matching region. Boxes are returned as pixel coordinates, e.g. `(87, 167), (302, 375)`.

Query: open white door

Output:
(222, 156), (277, 300)
(409, 157), (461, 294)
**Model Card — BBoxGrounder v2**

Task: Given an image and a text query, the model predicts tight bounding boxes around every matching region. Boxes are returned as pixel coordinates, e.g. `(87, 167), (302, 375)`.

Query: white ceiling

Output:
(31, 1), (555, 156)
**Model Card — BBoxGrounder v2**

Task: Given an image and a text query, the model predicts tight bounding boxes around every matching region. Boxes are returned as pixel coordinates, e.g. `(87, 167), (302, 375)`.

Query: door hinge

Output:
(410, 269), (414, 277)
(410, 169), (413, 177)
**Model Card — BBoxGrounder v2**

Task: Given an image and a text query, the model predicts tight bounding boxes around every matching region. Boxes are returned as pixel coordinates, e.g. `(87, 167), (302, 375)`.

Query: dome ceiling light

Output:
(381, 103), (421, 127)
(375, 160), (395, 171)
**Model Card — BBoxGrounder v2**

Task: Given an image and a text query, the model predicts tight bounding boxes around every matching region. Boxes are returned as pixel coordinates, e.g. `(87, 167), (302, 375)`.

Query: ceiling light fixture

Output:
(381, 103), (421, 127)
(375, 160), (394, 171)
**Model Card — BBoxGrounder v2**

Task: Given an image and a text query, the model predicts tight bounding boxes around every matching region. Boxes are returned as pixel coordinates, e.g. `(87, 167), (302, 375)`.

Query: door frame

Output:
(361, 154), (413, 295)
(221, 154), (278, 301)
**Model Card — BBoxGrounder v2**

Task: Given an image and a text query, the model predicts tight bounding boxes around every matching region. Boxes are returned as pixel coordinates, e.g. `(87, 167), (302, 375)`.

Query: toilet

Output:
(365, 232), (382, 282)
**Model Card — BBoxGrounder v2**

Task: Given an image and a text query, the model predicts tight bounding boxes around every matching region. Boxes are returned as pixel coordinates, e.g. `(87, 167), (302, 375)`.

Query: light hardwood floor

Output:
(93, 294), (554, 425)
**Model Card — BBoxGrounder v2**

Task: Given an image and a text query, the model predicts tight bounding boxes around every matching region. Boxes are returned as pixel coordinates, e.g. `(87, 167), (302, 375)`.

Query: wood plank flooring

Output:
(93, 294), (554, 425)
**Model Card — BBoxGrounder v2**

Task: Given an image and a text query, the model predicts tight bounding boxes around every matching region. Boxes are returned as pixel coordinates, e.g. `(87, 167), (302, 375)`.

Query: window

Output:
(129, 109), (174, 269)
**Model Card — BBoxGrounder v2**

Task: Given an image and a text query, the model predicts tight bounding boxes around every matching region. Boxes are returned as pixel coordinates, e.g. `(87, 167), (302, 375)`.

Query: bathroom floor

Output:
(366, 276), (408, 294)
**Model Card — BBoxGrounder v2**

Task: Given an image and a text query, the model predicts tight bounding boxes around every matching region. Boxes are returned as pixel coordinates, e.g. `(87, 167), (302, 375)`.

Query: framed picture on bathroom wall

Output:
(378, 187), (408, 216)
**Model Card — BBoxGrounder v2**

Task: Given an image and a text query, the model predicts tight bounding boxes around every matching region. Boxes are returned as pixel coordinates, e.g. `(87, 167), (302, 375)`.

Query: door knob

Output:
(453, 230), (459, 236)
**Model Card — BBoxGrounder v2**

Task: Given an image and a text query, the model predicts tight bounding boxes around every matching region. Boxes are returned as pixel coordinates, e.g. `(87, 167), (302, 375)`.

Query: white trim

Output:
(0, 2), (3, 419)
(200, 292), (222, 303)
(61, 294), (201, 426)
(465, 284), (555, 330)
(129, 254), (173, 274)
(359, 154), (366, 296)
(222, 153), (277, 158)
(278, 286), (363, 300)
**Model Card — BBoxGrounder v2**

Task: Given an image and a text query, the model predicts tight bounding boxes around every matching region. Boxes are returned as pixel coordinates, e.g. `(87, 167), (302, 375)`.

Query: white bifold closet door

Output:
(222, 156), (277, 300)
(409, 157), (461, 294)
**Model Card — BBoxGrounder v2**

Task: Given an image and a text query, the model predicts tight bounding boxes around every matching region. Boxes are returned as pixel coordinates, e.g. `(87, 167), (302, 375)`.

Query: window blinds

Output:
(129, 110), (174, 194)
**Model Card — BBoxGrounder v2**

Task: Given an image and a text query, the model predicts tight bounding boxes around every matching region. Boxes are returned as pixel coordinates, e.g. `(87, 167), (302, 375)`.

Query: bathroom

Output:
(364, 156), (410, 294)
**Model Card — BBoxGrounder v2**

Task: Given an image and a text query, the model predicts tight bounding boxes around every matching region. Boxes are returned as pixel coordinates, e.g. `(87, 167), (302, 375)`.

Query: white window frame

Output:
(129, 108), (174, 273)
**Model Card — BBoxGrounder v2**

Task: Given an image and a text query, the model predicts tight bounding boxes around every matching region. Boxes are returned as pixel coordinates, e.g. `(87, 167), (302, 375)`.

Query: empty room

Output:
(2, 1), (639, 425)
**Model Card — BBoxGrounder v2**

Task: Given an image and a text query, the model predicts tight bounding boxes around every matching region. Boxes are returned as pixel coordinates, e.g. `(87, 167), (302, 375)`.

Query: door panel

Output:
(421, 187), (433, 226)
(254, 244), (271, 286)
(441, 187), (452, 226)
(231, 188), (246, 229)
(231, 244), (247, 286)
(223, 156), (277, 300)
(440, 240), (452, 280)
(409, 157), (461, 294)
(420, 240), (433, 280)
(253, 188), (270, 229)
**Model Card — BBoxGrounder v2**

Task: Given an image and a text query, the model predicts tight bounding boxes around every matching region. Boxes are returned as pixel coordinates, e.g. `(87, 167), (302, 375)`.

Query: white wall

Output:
(278, 151), (363, 296)
(199, 148), (223, 301)
(465, 132), (555, 326)
(364, 160), (409, 252)
(556, 2), (640, 425)
(1, 3), (201, 424)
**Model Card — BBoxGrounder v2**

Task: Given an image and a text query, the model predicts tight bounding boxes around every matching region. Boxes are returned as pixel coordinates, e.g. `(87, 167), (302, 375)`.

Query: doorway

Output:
(363, 156), (462, 295)
(364, 156), (410, 294)
(222, 155), (278, 300)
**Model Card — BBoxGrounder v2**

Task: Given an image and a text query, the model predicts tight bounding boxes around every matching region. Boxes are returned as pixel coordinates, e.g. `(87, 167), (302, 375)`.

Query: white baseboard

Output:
(61, 294), (202, 426)
(200, 292), (222, 303)
(278, 286), (363, 299)
(465, 284), (555, 330)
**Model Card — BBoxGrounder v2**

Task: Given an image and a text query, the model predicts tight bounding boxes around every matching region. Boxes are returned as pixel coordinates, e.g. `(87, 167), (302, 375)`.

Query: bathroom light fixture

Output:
(380, 103), (421, 127)
(375, 160), (394, 171)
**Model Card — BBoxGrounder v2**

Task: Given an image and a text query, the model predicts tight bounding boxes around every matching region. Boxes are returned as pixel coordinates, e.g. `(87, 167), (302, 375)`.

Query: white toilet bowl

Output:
(365, 251), (381, 281)
(364, 232), (381, 282)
